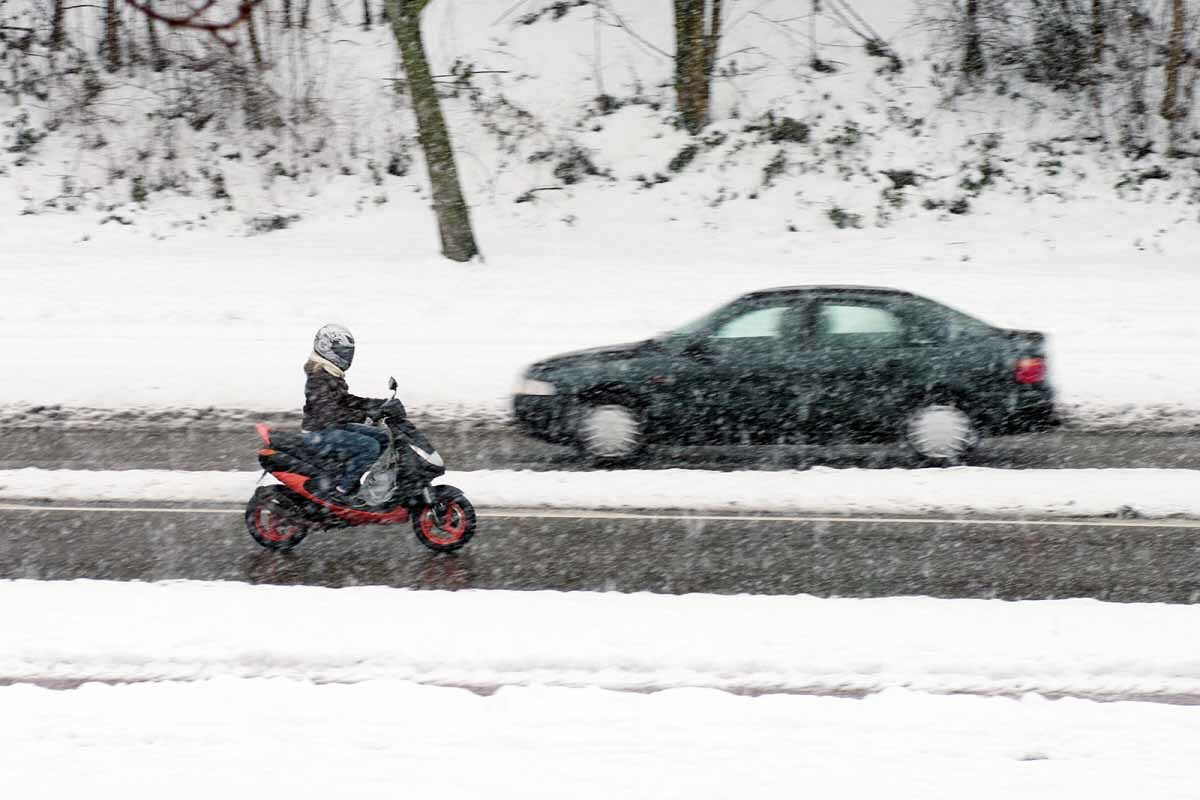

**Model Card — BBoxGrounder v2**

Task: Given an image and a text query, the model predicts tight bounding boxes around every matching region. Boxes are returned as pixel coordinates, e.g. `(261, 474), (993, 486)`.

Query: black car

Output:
(513, 286), (1058, 465)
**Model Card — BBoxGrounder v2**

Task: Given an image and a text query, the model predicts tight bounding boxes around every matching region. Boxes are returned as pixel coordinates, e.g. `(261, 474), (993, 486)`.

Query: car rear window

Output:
(815, 303), (903, 348)
(911, 300), (996, 343)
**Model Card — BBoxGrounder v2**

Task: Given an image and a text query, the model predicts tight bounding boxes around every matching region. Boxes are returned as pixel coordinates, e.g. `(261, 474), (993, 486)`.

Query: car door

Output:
(664, 297), (813, 444)
(804, 296), (932, 442)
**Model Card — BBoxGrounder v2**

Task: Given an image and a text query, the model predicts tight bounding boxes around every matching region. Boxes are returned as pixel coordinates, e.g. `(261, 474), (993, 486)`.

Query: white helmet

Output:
(314, 324), (355, 371)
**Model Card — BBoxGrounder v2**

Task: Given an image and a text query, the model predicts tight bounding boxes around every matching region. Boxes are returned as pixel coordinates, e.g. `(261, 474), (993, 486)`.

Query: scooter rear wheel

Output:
(246, 485), (312, 551)
(413, 485), (476, 552)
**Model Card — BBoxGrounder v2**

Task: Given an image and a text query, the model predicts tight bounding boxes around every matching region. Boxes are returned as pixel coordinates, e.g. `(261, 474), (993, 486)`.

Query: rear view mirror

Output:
(388, 377), (398, 391)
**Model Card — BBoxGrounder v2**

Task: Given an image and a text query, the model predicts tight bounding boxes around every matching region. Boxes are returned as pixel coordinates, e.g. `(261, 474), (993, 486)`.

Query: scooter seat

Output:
(267, 431), (307, 453)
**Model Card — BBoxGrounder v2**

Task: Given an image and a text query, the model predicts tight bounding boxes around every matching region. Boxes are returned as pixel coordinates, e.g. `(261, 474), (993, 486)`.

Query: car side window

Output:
(941, 308), (994, 341)
(909, 300), (995, 343)
(712, 305), (791, 339)
(815, 303), (903, 349)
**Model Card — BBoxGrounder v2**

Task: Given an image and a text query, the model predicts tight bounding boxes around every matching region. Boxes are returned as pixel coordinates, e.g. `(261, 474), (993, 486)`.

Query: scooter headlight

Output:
(409, 443), (445, 468)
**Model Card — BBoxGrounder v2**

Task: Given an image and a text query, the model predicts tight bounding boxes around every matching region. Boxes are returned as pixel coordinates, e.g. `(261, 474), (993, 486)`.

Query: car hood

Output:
(531, 340), (653, 371)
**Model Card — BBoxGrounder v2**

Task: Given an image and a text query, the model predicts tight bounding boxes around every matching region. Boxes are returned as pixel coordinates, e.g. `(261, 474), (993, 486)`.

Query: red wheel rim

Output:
(254, 504), (303, 544)
(419, 502), (469, 545)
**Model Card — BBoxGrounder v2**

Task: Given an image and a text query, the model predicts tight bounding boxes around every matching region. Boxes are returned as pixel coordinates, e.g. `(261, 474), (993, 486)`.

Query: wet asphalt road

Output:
(2, 424), (1199, 471)
(3, 504), (1199, 603)
(3, 425), (1198, 604)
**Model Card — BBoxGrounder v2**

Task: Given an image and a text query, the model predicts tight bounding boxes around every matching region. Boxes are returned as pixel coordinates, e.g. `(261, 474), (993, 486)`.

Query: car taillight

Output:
(1015, 357), (1046, 384)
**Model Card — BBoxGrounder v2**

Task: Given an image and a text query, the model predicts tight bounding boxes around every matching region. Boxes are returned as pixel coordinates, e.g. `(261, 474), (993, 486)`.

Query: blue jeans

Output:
(302, 426), (385, 491)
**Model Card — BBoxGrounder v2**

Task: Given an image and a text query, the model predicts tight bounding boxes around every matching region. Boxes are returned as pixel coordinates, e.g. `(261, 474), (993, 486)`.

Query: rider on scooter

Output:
(301, 324), (396, 500)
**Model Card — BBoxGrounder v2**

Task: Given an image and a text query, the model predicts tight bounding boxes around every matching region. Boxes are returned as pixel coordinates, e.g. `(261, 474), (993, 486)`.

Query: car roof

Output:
(742, 285), (918, 300)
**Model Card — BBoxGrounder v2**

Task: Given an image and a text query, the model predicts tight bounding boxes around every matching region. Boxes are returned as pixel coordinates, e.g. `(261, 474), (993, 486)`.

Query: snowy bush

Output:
(0, 0), (1195, 237)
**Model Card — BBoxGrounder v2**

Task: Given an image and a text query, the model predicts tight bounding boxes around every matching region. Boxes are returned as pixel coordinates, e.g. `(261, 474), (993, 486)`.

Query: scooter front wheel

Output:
(246, 485), (312, 551)
(412, 485), (476, 552)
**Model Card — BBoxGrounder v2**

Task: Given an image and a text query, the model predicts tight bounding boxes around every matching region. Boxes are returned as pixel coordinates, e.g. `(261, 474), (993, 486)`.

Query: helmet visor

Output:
(331, 340), (355, 368)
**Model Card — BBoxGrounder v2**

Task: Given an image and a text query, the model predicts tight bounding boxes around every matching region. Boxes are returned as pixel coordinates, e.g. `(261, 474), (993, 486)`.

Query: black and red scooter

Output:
(245, 377), (477, 553)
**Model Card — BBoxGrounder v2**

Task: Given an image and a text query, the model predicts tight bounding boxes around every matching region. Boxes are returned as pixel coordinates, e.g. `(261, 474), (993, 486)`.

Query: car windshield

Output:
(660, 304), (729, 337)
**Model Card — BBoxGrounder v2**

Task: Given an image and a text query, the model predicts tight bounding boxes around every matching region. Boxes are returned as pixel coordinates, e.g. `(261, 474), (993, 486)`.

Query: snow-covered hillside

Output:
(3, 0), (1196, 231)
(1, 1), (1197, 426)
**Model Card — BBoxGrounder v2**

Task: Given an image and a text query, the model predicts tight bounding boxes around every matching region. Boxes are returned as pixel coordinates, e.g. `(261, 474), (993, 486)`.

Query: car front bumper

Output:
(513, 394), (578, 445)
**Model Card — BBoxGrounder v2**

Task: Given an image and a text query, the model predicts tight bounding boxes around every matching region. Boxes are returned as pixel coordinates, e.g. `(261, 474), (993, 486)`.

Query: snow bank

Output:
(0, 466), (1198, 519)
(3, 677), (1199, 800)
(3, 580), (1200, 699)
(2, 214), (1199, 431)
(4, 677), (1199, 800)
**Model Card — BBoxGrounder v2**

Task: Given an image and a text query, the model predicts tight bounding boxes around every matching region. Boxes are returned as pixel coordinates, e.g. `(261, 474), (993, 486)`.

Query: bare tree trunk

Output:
(673, 0), (722, 134)
(387, 0), (480, 262)
(705, 0), (722, 79)
(102, 0), (122, 72)
(810, 0), (819, 66)
(282, 0), (292, 28)
(1091, 0), (1105, 62)
(963, 0), (985, 77)
(247, 7), (265, 68)
(50, 0), (66, 51)
(1162, 0), (1186, 121)
(125, 10), (142, 68)
(301, 0), (312, 29)
(362, 0), (373, 30)
(146, 14), (167, 71)
(1085, 0), (1108, 141)
(1118, 0), (1151, 149)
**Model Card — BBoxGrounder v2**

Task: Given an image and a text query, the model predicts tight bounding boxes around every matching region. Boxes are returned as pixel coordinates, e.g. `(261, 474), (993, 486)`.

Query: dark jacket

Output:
(302, 361), (382, 431)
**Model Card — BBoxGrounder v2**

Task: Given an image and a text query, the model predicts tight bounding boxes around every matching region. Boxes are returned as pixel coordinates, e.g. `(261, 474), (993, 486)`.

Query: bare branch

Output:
(122, 0), (266, 47)
(830, 0), (886, 43)
(593, 0), (672, 60)
(491, 0), (532, 26)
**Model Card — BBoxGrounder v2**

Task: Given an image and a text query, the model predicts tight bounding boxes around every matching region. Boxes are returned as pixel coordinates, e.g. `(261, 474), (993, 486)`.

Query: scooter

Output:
(245, 377), (476, 553)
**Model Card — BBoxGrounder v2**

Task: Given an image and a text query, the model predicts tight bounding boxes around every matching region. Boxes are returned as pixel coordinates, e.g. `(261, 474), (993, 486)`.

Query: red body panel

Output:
(274, 471), (411, 526)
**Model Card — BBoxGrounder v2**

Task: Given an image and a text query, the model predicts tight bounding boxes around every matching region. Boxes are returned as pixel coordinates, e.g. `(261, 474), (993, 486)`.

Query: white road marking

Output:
(0, 503), (1198, 528)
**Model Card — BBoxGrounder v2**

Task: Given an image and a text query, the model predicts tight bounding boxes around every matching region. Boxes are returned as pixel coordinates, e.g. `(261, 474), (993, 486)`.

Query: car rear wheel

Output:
(578, 403), (644, 464)
(905, 403), (979, 466)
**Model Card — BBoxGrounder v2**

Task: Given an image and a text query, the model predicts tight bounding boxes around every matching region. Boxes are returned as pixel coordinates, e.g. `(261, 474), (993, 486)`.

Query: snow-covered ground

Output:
(4, 4), (1196, 793)
(5, 679), (1198, 800)
(2, 2), (1198, 430)
(2, 465), (1198, 518)
(3, 580), (1200, 798)
(2, 205), (1199, 431)
(5, 579), (1200, 695)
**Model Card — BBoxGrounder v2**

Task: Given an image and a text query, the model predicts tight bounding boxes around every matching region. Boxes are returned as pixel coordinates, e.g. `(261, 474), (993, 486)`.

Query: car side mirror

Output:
(388, 376), (398, 392)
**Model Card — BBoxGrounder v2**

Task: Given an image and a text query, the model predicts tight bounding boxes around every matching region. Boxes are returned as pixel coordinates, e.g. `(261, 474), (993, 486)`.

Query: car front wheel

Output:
(577, 403), (644, 464)
(905, 403), (979, 466)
